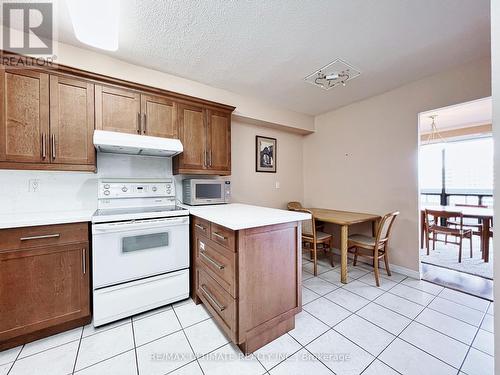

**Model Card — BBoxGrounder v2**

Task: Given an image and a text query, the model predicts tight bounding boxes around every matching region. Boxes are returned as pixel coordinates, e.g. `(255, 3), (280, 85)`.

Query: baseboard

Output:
(325, 248), (420, 280)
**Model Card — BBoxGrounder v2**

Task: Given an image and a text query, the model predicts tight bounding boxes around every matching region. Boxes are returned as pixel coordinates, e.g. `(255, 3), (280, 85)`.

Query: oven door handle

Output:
(93, 218), (188, 233)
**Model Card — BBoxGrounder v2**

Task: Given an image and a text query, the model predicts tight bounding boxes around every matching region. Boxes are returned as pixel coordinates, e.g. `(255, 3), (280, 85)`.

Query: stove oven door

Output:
(92, 216), (189, 288)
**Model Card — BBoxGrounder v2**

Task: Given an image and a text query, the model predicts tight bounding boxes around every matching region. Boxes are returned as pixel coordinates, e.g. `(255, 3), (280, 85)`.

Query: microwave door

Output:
(194, 182), (223, 204)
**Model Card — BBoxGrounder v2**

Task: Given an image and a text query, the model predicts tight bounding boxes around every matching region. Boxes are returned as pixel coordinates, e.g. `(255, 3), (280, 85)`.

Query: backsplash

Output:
(0, 153), (174, 215)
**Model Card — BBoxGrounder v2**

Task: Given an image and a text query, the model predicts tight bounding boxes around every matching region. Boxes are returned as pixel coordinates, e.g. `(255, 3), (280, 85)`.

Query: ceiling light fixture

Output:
(424, 115), (446, 144)
(66, 0), (120, 51)
(305, 59), (361, 90)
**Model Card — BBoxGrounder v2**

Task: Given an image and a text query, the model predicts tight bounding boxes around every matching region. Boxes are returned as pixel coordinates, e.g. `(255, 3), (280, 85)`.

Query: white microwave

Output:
(182, 179), (231, 205)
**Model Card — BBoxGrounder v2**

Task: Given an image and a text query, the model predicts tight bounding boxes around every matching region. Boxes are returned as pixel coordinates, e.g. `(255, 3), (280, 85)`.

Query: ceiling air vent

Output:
(304, 59), (361, 90)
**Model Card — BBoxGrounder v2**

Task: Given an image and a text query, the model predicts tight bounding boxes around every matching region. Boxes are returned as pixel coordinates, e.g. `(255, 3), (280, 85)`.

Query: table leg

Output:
(340, 225), (348, 284)
(482, 217), (491, 263)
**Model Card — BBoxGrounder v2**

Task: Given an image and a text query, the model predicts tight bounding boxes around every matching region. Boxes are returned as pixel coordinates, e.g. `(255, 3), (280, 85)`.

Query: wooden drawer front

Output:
(193, 216), (210, 236)
(0, 223), (89, 252)
(197, 269), (236, 341)
(196, 236), (236, 297)
(210, 223), (235, 251)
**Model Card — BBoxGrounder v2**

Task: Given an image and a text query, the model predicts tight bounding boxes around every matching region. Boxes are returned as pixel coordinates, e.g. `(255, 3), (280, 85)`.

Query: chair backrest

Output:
(425, 209), (463, 230)
(375, 211), (399, 246)
(287, 201), (304, 211)
(292, 207), (316, 240)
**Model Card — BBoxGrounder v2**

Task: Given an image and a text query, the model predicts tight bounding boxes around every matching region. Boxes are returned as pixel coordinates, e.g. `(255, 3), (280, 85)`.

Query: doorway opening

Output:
(418, 97), (493, 300)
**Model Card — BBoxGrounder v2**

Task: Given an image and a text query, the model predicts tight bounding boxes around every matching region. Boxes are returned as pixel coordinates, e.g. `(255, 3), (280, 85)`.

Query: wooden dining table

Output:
(308, 208), (381, 284)
(420, 205), (493, 262)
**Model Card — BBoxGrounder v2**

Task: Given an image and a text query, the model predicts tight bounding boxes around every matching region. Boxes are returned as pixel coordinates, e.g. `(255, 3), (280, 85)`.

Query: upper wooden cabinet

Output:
(0, 70), (49, 164)
(95, 85), (141, 135)
(0, 59), (234, 174)
(141, 94), (177, 138)
(50, 76), (95, 166)
(0, 70), (96, 172)
(173, 105), (232, 175)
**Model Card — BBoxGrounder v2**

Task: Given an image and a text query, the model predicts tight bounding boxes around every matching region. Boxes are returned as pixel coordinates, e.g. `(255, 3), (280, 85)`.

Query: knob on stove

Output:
(122, 186), (128, 192)
(103, 190), (110, 196)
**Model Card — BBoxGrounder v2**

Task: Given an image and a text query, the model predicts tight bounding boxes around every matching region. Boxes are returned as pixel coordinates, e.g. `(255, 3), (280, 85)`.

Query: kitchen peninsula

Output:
(188, 203), (310, 353)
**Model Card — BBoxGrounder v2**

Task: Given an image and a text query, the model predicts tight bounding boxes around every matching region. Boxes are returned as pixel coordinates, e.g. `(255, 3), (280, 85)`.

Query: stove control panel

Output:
(98, 179), (175, 199)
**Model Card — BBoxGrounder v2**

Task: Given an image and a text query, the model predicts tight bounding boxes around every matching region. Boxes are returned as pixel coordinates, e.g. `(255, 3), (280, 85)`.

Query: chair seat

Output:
(348, 234), (377, 247)
(303, 231), (332, 241)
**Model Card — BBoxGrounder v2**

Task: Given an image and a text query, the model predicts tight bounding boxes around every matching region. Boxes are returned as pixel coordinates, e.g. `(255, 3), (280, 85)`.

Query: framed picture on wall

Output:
(256, 135), (277, 173)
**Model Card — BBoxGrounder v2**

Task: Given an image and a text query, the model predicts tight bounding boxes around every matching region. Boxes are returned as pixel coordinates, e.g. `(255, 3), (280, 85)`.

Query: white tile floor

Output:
(0, 255), (494, 375)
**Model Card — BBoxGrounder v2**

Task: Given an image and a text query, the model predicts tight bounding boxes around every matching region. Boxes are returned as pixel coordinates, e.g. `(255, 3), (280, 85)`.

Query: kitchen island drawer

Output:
(210, 223), (235, 251)
(195, 236), (236, 297)
(196, 268), (237, 342)
(0, 222), (89, 252)
(193, 216), (210, 236)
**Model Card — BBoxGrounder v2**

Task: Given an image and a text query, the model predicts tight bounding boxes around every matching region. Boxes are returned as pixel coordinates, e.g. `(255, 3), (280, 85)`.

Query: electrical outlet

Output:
(275, 181), (280, 189)
(28, 179), (40, 192)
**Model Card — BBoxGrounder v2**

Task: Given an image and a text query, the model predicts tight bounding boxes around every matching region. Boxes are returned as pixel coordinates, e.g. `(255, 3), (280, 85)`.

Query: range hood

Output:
(93, 130), (183, 157)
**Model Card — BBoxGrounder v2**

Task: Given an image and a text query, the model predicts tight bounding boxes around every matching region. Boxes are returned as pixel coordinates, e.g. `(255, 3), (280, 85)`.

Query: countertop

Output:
(0, 209), (95, 229)
(186, 203), (311, 230)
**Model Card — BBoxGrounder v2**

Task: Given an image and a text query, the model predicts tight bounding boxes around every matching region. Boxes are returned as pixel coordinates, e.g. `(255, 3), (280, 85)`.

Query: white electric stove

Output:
(91, 178), (190, 326)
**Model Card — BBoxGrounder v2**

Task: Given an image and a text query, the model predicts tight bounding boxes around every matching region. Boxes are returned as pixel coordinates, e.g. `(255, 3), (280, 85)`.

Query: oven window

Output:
(195, 184), (221, 199)
(122, 233), (169, 253)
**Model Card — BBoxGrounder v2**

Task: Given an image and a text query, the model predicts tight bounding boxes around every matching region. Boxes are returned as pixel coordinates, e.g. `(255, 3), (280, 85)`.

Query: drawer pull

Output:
(200, 284), (226, 312)
(200, 250), (225, 270)
(195, 223), (206, 231)
(212, 232), (227, 241)
(20, 234), (60, 241)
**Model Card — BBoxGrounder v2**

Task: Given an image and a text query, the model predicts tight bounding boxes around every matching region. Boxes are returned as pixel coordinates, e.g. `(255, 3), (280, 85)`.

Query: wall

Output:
(303, 57), (491, 272)
(230, 120), (303, 208)
(491, 0), (499, 370)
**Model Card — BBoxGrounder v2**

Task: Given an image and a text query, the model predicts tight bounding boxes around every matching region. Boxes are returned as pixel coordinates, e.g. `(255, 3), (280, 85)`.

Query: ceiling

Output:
(53, 0), (490, 115)
(419, 97), (492, 133)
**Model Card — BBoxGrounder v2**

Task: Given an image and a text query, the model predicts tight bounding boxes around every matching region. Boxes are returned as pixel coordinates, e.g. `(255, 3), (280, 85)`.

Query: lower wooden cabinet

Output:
(0, 222), (90, 350)
(191, 216), (301, 354)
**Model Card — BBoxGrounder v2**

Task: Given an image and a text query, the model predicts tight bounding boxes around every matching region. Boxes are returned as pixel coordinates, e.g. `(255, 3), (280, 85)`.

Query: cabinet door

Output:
(50, 76), (95, 165)
(141, 94), (177, 138)
(95, 85), (141, 134)
(0, 70), (49, 163)
(0, 243), (90, 342)
(176, 103), (207, 171)
(207, 110), (231, 173)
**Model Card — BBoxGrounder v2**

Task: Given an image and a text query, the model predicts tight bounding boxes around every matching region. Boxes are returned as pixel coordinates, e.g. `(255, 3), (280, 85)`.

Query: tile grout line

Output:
(170, 304), (206, 375)
(457, 307), (491, 374)
(5, 344), (24, 375)
(130, 319), (140, 375)
(70, 327), (84, 375)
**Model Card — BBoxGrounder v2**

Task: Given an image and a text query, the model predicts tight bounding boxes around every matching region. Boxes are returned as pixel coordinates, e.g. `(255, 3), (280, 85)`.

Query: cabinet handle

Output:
(204, 150), (208, 167)
(82, 248), (86, 274)
(200, 285), (226, 312)
(200, 250), (225, 270)
(137, 112), (141, 134)
(51, 134), (56, 160)
(212, 232), (227, 241)
(20, 233), (60, 241)
(194, 223), (206, 231)
(209, 150), (212, 167)
(143, 113), (147, 134)
(41, 133), (46, 159)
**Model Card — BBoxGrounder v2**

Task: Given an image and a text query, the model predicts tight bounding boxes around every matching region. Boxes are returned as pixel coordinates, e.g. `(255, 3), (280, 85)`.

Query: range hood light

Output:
(67, 0), (120, 51)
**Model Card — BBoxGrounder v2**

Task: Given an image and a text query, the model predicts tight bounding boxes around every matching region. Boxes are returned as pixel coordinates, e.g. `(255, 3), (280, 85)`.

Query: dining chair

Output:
(348, 211), (399, 287)
(287, 204), (333, 276)
(446, 204), (486, 254)
(424, 209), (472, 262)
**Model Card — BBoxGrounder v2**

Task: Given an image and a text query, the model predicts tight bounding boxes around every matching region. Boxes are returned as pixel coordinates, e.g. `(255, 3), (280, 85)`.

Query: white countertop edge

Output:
(183, 203), (311, 230)
(0, 210), (95, 229)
